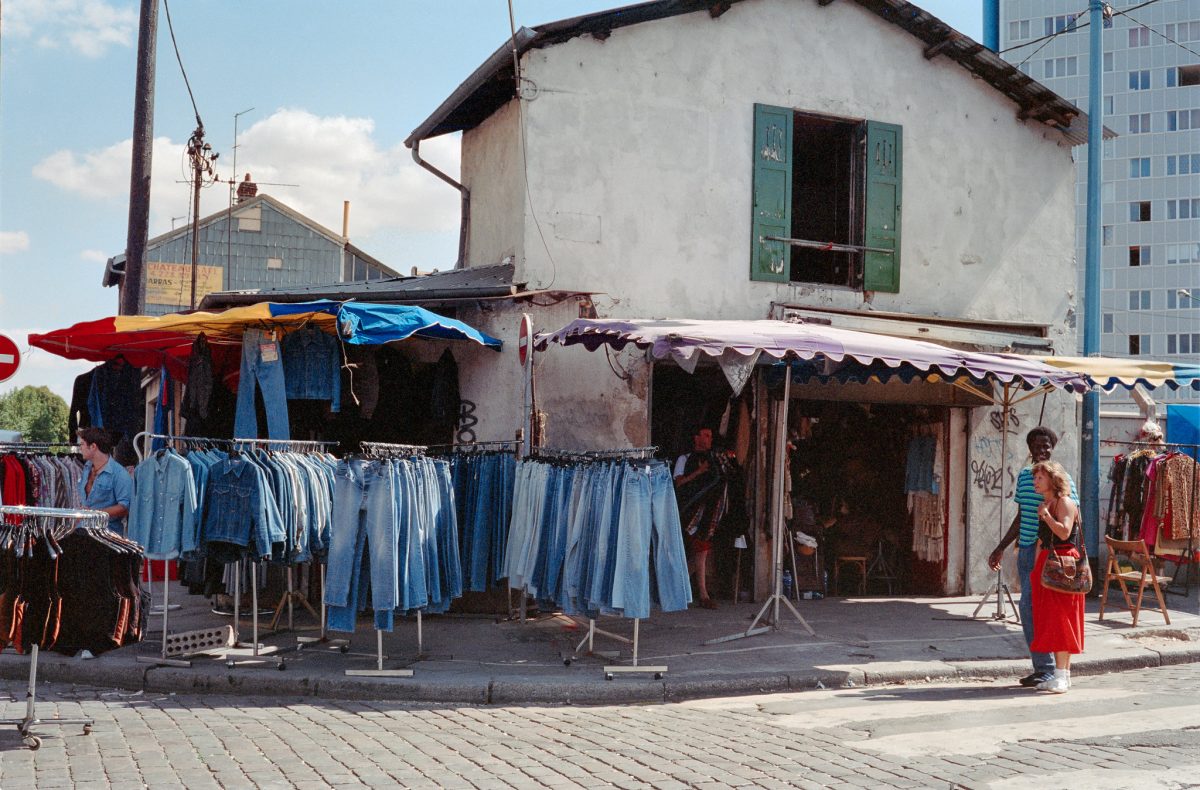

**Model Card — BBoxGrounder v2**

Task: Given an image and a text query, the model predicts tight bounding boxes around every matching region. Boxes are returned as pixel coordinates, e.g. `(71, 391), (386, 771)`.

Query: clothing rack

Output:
(426, 440), (520, 453)
(0, 442), (78, 452)
(0, 506), (102, 750)
(359, 441), (427, 458)
(1101, 439), (1199, 596)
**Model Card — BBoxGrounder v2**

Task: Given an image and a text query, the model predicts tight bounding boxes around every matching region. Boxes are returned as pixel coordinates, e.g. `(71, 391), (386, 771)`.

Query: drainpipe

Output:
(982, 0), (1000, 51)
(411, 140), (469, 269)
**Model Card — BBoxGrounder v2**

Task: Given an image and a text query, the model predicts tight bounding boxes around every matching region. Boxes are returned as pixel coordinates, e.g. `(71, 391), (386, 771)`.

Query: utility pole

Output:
(120, 0), (158, 316)
(1080, 0), (1108, 559)
(186, 126), (217, 310)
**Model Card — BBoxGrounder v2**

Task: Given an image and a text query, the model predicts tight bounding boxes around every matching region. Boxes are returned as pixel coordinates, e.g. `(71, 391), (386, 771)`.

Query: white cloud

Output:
(80, 249), (109, 263)
(32, 108), (462, 244)
(0, 231), (31, 255)
(5, 0), (137, 58)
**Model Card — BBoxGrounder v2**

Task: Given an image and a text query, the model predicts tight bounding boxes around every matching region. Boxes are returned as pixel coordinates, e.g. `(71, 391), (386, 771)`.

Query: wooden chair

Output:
(1099, 537), (1172, 626)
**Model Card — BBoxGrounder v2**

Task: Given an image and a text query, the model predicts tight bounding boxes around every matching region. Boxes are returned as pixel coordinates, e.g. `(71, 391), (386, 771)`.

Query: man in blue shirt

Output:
(77, 427), (134, 534)
(988, 427), (1078, 688)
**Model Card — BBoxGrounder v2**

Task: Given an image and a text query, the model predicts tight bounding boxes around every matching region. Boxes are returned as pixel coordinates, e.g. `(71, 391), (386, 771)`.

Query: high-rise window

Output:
(1167, 109), (1200, 131)
(1103, 314), (1114, 333)
(1129, 335), (1145, 355)
(1166, 66), (1200, 88)
(1129, 27), (1151, 47)
(1164, 22), (1200, 44)
(1167, 154), (1200, 175)
(1043, 14), (1078, 35)
(1168, 334), (1200, 355)
(1045, 57), (1078, 78)
(1129, 290), (1151, 310)
(1129, 113), (1151, 134)
(1104, 52), (1114, 72)
(1167, 244), (1200, 264)
(1167, 198), (1200, 220)
(1129, 245), (1150, 266)
(1008, 19), (1031, 41)
(1130, 201), (1152, 222)
(1129, 158), (1151, 178)
(1129, 70), (1151, 90)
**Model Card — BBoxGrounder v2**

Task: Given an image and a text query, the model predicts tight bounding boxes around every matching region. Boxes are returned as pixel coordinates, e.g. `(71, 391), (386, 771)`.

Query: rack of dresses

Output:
(1104, 439), (1199, 595)
(325, 441), (461, 677)
(506, 447), (686, 677)
(0, 442), (85, 510)
(0, 505), (143, 749)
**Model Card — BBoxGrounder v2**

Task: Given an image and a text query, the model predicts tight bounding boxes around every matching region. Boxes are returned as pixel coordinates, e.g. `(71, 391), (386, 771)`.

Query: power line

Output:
(1015, 7), (1092, 71)
(1114, 6), (1200, 62)
(1001, 6), (1092, 56)
(162, 0), (202, 129)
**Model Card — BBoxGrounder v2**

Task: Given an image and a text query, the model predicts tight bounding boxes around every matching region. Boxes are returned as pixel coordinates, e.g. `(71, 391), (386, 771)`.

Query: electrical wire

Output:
(162, 0), (202, 129)
(507, 0), (558, 291)
(1013, 7), (1092, 71)
(1113, 6), (1200, 62)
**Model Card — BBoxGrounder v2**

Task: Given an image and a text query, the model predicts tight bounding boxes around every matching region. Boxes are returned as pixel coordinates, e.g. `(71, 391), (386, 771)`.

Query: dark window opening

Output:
(1181, 65), (1200, 87)
(789, 114), (862, 287)
(1128, 335), (1141, 355)
(1129, 246), (1142, 266)
(1133, 201), (1152, 222)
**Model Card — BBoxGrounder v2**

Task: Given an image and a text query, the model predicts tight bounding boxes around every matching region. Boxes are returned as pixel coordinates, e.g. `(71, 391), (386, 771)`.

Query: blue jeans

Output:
(1019, 543), (1054, 674)
(234, 328), (291, 440)
(325, 460), (397, 632)
(612, 462), (691, 618)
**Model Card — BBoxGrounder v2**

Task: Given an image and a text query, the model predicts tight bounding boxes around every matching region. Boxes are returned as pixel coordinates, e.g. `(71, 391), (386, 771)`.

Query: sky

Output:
(0, 0), (982, 403)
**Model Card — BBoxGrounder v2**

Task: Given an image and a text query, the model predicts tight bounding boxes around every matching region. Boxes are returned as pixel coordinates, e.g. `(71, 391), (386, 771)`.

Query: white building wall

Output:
(449, 0), (1085, 593)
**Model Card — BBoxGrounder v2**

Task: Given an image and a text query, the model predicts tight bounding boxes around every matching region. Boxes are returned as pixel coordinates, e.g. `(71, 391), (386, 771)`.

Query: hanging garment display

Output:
(0, 509), (146, 657)
(505, 454), (691, 620)
(181, 333), (214, 427)
(233, 328), (291, 440)
(127, 448), (198, 560)
(152, 367), (175, 452)
(68, 370), (94, 439)
(324, 453), (461, 633)
(1, 453), (84, 510)
(86, 357), (142, 442)
(282, 326), (342, 412)
(443, 450), (516, 592)
(199, 454), (286, 561)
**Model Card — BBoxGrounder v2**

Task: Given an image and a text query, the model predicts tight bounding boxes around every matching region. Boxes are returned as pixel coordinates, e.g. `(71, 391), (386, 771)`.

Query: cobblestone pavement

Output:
(0, 663), (1198, 789)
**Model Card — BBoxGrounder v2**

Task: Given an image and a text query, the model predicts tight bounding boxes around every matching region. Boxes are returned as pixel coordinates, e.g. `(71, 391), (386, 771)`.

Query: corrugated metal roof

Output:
(406, 0), (1113, 148)
(199, 261), (526, 308)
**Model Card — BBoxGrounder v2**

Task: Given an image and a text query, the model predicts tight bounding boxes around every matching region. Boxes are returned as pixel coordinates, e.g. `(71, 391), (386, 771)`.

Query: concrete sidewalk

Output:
(3, 585), (1198, 705)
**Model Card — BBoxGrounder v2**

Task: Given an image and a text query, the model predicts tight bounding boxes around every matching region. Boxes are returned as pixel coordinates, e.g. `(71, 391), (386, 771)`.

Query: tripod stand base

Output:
(971, 582), (1021, 623)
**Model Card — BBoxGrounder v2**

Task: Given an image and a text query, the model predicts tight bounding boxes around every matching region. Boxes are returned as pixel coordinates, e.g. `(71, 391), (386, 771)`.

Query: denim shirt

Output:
(202, 458), (284, 558)
(281, 327), (341, 412)
(128, 449), (197, 560)
(78, 459), (134, 533)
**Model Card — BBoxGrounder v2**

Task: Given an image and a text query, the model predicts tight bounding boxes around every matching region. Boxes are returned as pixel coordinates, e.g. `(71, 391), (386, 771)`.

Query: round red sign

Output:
(0, 334), (19, 384)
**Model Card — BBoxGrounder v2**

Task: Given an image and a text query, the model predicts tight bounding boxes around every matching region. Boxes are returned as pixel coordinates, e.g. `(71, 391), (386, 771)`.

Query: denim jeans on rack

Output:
(233, 327), (291, 440)
(464, 455), (492, 592)
(611, 461), (691, 618)
(432, 459), (462, 609)
(506, 461), (547, 592)
(325, 459), (397, 632)
(394, 460), (428, 611)
(589, 462), (626, 614)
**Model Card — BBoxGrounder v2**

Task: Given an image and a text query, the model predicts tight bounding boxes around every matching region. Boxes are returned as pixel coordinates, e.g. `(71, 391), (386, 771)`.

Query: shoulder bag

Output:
(1040, 500), (1093, 595)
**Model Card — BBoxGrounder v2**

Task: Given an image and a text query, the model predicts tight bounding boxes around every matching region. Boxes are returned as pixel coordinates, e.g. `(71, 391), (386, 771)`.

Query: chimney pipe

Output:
(343, 200), (350, 238)
(236, 173), (258, 203)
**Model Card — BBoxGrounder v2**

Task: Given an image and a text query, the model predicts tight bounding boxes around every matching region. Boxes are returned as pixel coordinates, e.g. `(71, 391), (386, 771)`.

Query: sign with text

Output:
(145, 262), (224, 307)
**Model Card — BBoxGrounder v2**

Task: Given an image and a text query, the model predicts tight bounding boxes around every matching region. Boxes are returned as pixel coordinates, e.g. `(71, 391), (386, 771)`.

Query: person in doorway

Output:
(77, 426), (133, 534)
(674, 427), (719, 609)
(1029, 460), (1085, 693)
(987, 427), (1078, 687)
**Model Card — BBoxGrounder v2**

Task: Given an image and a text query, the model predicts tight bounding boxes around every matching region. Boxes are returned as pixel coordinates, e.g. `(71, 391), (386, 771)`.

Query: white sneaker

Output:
(1037, 671), (1069, 693)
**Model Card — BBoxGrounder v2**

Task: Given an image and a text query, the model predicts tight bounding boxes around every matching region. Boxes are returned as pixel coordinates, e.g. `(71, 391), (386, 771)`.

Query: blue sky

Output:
(0, 0), (981, 401)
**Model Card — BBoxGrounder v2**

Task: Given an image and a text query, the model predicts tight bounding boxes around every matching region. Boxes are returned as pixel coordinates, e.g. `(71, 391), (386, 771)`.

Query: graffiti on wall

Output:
(971, 459), (1014, 498)
(988, 409), (1021, 435)
(457, 400), (479, 444)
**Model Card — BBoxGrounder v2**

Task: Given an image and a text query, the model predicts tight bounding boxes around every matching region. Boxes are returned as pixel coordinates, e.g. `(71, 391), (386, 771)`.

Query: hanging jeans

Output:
(611, 462), (691, 618)
(325, 460), (397, 632)
(233, 328), (291, 440)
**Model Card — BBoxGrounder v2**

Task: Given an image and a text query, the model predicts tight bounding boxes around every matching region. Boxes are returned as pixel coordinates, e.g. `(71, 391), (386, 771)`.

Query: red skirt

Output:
(1030, 548), (1085, 654)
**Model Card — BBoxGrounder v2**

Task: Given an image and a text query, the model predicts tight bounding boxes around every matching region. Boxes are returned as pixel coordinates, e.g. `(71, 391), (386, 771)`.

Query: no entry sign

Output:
(0, 334), (19, 383)
(518, 314), (533, 368)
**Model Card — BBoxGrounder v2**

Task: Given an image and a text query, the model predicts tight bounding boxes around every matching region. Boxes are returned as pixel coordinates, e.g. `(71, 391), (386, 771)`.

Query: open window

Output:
(750, 105), (902, 292)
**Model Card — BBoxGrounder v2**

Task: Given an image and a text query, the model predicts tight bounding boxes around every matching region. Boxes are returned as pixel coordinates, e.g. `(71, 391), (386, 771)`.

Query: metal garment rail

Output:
(1100, 438), (1199, 598)
(0, 505), (105, 750)
(519, 447), (668, 678)
(131, 432), (339, 669)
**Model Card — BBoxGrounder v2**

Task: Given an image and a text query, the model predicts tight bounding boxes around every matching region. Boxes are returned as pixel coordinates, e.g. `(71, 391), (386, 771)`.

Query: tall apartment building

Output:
(994, 0), (1200, 404)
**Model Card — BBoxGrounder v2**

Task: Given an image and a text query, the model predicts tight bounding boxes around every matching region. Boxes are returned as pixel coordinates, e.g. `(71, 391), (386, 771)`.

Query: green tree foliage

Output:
(0, 386), (70, 443)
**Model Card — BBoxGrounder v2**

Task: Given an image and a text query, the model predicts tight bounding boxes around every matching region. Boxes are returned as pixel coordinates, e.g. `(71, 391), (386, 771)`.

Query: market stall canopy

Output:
(1036, 356), (1200, 392)
(28, 300), (503, 379)
(536, 318), (1089, 393)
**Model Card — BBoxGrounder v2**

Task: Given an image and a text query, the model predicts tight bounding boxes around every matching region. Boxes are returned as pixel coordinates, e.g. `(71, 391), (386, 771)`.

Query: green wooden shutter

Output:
(863, 121), (902, 293)
(750, 104), (792, 283)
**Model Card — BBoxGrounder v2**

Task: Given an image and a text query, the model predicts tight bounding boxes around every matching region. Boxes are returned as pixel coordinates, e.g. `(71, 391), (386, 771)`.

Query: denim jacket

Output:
(128, 449), (198, 560)
(202, 458), (284, 558)
(281, 327), (341, 411)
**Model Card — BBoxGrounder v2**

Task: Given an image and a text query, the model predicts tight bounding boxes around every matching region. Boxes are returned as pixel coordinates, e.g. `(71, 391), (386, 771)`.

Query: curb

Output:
(4, 638), (1197, 706)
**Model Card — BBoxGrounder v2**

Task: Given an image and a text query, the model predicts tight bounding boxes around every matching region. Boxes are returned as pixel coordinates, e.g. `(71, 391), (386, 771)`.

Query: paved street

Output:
(1, 663), (1198, 789)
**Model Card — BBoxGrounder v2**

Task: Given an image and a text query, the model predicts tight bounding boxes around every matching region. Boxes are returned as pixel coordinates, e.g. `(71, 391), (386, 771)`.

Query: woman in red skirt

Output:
(1029, 460), (1084, 693)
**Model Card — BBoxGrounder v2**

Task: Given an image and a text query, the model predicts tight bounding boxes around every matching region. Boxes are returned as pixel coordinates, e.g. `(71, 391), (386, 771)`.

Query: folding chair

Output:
(1099, 537), (1172, 626)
